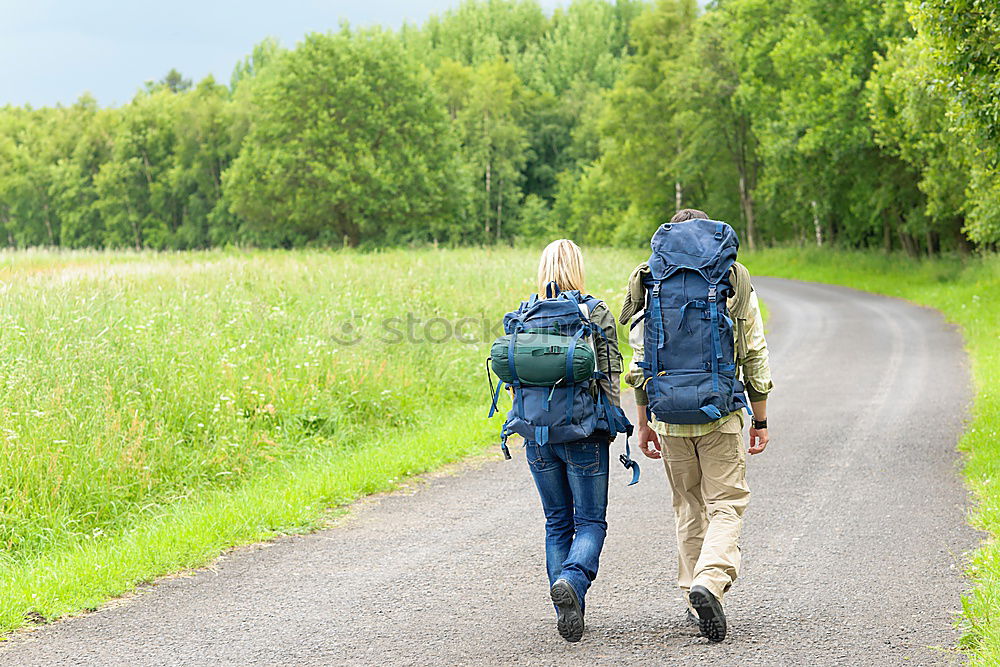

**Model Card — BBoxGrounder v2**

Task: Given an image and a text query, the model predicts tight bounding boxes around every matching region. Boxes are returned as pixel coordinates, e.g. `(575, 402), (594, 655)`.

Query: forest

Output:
(0, 0), (996, 254)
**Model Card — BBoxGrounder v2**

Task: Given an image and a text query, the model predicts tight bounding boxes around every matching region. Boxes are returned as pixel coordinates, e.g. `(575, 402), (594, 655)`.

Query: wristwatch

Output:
(752, 418), (768, 430)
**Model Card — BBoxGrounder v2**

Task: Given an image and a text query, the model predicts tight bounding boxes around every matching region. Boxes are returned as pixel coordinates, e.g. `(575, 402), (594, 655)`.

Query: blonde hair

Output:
(537, 239), (585, 297)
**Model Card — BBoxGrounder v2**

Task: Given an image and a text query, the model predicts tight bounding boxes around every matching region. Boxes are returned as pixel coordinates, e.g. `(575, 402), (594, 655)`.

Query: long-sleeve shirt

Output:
(587, 299), (623, 408)
(620, 262), (773, 437)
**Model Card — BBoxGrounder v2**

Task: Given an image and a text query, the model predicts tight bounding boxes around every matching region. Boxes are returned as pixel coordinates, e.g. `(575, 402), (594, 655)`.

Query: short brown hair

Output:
(670, 208), (709, 222)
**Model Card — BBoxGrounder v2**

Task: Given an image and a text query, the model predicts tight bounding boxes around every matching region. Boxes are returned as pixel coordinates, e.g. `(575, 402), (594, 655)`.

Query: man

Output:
(620, 208), (773, 642)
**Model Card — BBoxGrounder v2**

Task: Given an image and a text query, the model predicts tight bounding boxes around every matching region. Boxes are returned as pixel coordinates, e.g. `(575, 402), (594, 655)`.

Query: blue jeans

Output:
(525, 436), (610, 611)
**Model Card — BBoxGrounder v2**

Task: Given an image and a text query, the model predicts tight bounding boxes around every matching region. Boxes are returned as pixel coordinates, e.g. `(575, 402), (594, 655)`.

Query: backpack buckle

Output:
(707, 285), (718, 302)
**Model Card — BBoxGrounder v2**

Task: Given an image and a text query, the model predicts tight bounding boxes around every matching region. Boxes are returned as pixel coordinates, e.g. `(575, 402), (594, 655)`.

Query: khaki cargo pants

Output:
(661, 417), (750, 606)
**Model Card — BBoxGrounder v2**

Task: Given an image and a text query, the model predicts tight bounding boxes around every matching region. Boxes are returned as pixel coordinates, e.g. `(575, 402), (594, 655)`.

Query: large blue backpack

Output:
(488, 283), (639, 485)
(640, 219), (752, 424)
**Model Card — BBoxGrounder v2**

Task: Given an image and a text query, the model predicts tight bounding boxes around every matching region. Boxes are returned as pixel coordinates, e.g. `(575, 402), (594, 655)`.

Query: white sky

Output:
(0, 0), (567, 107)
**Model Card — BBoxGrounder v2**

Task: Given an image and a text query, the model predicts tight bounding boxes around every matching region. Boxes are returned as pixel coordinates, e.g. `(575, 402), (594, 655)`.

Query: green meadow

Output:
(0, 247), (647, 635)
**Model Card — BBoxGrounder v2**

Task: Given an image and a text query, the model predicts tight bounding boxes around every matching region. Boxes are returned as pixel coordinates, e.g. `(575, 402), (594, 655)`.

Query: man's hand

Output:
(635, 404), (661, 459)
(636, 422), (662, 459)
(749, 399), (769, 455)
(748, 427), (768, 455)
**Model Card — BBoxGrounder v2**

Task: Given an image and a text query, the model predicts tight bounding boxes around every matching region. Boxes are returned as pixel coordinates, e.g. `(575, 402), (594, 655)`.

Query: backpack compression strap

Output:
(486, 356), (505, 419)
(702, 283), (724, 421)
(597, 390), (640, 486)
(603, 393), (640, 487)
(620, 432), (640, 486)
(563, 326), (587, 427)
(502, 326), (527, 458)
(582, 298), (639, 485)
(649, 280), (664, 351)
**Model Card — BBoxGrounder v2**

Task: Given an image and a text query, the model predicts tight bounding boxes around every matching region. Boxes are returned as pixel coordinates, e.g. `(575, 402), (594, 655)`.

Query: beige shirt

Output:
(621, 262), (773, 438)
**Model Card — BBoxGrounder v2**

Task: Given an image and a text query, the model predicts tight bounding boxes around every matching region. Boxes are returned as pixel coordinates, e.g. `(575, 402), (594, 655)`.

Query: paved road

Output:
(0, 277), (975, 665)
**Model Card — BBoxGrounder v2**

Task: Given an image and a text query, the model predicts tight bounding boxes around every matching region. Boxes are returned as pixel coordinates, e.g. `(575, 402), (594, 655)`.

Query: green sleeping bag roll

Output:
(490, 332), (595, 386)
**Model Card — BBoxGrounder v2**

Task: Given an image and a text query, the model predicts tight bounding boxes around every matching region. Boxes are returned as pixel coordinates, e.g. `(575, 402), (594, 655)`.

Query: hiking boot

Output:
(688, 585), (727, 642)
(550, 579), (584, 642)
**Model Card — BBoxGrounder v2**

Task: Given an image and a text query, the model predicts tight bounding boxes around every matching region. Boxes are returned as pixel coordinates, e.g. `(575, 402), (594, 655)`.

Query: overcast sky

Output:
(0, 0), (566, 108)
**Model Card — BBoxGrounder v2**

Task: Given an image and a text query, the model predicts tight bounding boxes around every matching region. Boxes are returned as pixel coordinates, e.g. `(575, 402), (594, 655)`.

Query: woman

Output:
(527, 239), (623, 643)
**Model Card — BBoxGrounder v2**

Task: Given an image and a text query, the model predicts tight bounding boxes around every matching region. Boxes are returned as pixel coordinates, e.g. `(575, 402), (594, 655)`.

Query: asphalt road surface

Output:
(0, 277), (976, 666)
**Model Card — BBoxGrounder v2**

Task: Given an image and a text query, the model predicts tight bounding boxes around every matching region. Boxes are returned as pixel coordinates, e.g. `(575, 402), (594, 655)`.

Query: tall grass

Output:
(0, 246), (645, 634)
(742, 247), (1000, 665)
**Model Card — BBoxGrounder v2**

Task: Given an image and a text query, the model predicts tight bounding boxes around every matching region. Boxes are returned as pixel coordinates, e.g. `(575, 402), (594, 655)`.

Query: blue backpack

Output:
(640, 219), (752, 424)
(488, 283), (639, 485)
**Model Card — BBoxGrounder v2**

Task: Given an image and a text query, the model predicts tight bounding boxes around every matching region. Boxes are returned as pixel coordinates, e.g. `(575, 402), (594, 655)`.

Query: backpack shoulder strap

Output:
(578, 295), (610, 340)
(578, 294), (603, 318)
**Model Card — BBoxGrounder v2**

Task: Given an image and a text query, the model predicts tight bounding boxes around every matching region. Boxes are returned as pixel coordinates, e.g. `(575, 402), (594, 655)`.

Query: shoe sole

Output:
(688, 587), (727, 643)
(550, 580), (584, 643)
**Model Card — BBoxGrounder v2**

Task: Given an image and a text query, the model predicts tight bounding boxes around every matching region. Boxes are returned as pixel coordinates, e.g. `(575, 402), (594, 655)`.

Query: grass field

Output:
(0, 245), (997, 664)
(0, 246), (645, 635)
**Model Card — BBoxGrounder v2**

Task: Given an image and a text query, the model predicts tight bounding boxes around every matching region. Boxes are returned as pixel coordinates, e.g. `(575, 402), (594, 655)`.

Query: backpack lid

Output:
(648, 218), (739, 284)
(504, 289), (596, 335)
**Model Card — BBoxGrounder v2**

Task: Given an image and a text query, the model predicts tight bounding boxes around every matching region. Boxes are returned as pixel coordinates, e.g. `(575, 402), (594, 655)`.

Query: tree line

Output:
(0, 0), (996, 253)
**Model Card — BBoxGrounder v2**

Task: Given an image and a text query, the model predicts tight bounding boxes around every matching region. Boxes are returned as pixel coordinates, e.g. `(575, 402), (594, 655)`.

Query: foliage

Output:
(1, 0), (1000, 251)
(225, 30), (462, 247)
(908, 0), (1000, 246)
(867, 35), (970, 250)
(434, 57), (529, 243)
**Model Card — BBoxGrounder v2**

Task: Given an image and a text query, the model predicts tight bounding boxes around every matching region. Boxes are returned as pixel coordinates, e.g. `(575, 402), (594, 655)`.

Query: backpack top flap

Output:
(503, 290), (598, 335)
(648, 218), (739, 284)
